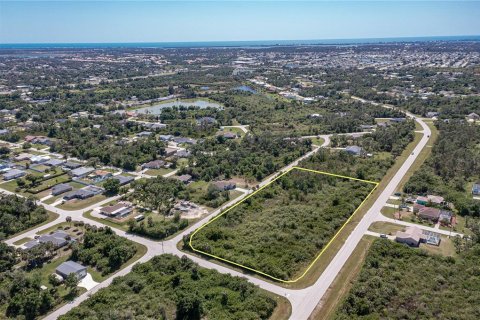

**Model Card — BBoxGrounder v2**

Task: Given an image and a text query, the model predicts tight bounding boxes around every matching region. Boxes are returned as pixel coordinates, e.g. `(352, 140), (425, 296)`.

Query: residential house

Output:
(3, 169), (26, 180)
(113, 175), (134, 186)
(56, 261), (87, 280)
(100, 202), (133, 217)
(417, 206), (441, 222)
(175, 150), (191, 158)
(64, 189), (95, 200)
(426, 111), (439, 118)
(63, 186), (103, 200)
(14, 153), (33, 161)
(175, 174), (192, 184)
(395, 226), (423, 247)
(63, 161), (82, 170)
(427, 194), (444, 205)
(390, 118), (406, 123)
(211, 180), (236, 191)
(23, 230), (72, 250)
(159, 135), (173, 141)
(0, 129), (9, 135)
(164, 147), (177, 157)
(345, 145), (363, 156)
(416, 196), (429, 205)
(439, 210), (453, 225)
(472, 181), (480, 195)
(196, 116), (216, 126)
(142, 159), (166, 170)
(173, 137), (197, 145)
(30, 155), (50, 164)
(51, 183), (73, 196)
(89, 170), (112, 183)
(217, 131), (237, 139)
(44, 159), (65, 167)
(467, 113), (480, 121)
(69, 167), (95, 178)
(136, 131), (153, 137)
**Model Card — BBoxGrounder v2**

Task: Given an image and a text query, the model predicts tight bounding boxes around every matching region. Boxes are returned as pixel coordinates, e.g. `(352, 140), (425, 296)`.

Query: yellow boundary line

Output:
(189, 166), (378, 283)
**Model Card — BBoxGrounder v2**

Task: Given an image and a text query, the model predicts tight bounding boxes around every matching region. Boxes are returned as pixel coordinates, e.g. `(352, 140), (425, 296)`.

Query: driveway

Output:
(78, 273), (98, 291)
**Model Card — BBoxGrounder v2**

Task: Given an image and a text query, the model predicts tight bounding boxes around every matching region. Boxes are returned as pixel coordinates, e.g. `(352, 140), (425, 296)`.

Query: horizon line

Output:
(1, 35), (480, 48)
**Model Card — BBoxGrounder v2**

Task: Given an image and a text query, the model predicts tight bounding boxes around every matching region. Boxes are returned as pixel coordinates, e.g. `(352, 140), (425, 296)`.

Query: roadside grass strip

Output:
(189, 166), (378, 283)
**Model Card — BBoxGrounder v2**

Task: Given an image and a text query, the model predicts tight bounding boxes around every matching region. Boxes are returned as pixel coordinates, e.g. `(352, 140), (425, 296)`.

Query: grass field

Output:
(190, 167), (376, 282)
(57, 194), (107, 210)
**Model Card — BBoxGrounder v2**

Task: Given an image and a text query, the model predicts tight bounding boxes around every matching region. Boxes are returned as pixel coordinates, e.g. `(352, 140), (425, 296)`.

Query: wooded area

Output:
(334, 239), (480, 320)
(191, 169), (375, 281)
(59, 254), (278, 320)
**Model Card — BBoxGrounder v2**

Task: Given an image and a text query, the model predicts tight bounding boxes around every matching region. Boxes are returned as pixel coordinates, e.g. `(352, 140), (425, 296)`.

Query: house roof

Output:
(176, 174), (192, 182)
(418, 206), (441, 219)
(396, 226), (424, 243)
(56, 261), (86, 275)
(70, 167), (95, 176)
(345, 145), (362, 154)
(114, 175), (134, 185)
(52, 183), (72, 193)
(3, 169), (25, 178)
(44, 159), (65, 166)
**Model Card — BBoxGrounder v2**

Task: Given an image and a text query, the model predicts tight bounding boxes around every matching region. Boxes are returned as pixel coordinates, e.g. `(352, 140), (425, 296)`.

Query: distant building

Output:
(89, 170), (112, 182)
(23, 230), (72, 250)
(51, 183), (73, 196)
(56, 261), (87, 280)
(69, 167), (95, 178)
(63, 161), (82, 170)
(472, 181), (480, 195)
(417, 206), (441, 222)
(164, 147), (177, 157)
(113, 175), (134, 186)
(175, 150), (191, 158)
(142, 159), (166, 170)
(345, 145), (363, 156)
(3, 169), (26, 180)
(211, 180), (236, 191)
(175, 174), (192, 184)
(100, 202), (133, 217)
(395, 226), (423, 247)
(217, 131), (237, 139)
(467, 113), (480, 121)
(44, 159), (65, 167)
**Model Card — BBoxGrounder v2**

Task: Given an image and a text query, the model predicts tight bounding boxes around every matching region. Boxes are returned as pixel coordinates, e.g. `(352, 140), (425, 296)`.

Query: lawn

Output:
(190, 167), (376, 282)
(144, 167), (174, 176)
(368, 221), (405, 235)
(57, 194), (108, 210)
(310, 137), (325, 146)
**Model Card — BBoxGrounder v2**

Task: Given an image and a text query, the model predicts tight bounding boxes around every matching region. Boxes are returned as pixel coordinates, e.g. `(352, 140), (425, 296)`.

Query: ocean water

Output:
(1, 36), (479, 49)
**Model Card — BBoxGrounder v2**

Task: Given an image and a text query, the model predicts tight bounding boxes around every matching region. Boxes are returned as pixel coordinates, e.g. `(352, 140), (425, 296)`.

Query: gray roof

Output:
(52, 183), (73, 195)
(70, 167), (95, 177)
(3, 169), (25, 179)
(345, 146), (362, 155)
(56, 261), (86, 276)
(64, 189), (94, 200)
(63, 161), (82, 169)
(114, 175), (134, 185)
(44, 159), (65, 166)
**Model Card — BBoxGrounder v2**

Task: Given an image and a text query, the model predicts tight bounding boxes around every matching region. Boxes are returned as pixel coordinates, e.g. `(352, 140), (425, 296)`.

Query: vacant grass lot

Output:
(190, 168), (376, 282)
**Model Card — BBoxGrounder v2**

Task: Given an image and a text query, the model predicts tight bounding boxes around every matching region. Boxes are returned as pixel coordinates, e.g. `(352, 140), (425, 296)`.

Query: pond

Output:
(130, 99), (223, 115)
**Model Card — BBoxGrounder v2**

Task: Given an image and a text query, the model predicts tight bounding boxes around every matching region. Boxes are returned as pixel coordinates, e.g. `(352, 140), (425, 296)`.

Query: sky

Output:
(0, 1), (479, 44)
